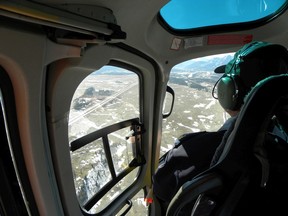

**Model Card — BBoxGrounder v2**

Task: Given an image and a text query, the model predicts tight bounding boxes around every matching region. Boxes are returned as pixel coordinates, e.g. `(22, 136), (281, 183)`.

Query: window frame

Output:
(157, 1), (288, 36)
(68, 61), (147, 215)
(160, 53), (235, 156)
(70, 118), (145, 213)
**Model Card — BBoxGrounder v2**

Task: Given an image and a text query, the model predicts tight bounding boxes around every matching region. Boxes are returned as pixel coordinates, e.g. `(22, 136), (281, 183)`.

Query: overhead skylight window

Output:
(160, 0), (287, 30)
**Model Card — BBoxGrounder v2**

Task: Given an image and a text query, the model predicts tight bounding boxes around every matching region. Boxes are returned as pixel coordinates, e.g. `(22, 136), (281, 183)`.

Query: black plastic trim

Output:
(0, 67), (39, 215)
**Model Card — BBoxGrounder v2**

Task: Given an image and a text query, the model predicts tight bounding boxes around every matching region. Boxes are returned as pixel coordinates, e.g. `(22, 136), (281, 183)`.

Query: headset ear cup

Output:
(217, 76), (238, 110)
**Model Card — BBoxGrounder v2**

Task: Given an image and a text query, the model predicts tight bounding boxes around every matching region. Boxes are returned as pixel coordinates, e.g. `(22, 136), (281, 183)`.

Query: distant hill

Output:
(92, 53), (234, 75)
(169, 53), (234, 89)
(92, 66), (132, 75)
(173, 53), (234, 72)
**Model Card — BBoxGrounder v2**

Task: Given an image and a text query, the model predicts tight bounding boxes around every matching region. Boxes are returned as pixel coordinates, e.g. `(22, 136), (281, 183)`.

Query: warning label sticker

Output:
(184, 37), (204, 49)
(170, 38), (182, 50)
(207, 34), (253, 45)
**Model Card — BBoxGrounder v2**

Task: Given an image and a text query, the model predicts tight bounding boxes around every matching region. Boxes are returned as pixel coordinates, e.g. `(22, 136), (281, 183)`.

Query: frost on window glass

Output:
(160, 53), (234, 156)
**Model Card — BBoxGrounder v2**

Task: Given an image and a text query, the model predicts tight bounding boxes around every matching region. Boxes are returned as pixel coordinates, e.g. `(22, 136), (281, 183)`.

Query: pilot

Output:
(152, 41), (288, 215)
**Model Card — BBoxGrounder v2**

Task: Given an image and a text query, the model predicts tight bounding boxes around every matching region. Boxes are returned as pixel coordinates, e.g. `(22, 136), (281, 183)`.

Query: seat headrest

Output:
(217, 74), (288, 167)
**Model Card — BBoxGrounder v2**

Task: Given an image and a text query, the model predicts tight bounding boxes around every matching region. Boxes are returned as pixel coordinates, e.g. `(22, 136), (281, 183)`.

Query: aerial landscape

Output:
(67, 53), (234, 214)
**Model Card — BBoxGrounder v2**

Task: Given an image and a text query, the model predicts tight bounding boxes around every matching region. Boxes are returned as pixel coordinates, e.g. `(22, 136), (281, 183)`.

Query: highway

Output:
(69, 82), (138, 125)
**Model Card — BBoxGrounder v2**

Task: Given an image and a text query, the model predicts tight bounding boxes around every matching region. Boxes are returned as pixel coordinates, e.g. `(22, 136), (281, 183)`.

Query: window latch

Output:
(126, 123), (146, 167)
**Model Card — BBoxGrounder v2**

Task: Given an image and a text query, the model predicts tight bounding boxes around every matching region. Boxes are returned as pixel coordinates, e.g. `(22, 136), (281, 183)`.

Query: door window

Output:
(68, 65), (144, 214)
(161, 53), (234, 156)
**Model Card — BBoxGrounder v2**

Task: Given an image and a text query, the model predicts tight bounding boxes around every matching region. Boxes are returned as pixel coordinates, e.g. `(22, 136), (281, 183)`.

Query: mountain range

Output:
(173, 53), (234, 73)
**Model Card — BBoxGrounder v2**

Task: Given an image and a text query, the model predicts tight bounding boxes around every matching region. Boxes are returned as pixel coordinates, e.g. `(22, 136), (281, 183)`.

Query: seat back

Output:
(166, 74), (288, 216)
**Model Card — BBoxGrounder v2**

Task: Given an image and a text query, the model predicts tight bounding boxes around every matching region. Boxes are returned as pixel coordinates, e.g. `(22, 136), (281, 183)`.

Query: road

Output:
(69, 82), (138, 125)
